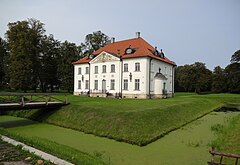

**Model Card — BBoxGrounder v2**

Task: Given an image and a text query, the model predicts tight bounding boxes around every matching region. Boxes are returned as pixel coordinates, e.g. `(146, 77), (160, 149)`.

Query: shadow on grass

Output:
(0, 119), (36, 128)
(28, 106), (62, 122)
(0, 106), (64, 128)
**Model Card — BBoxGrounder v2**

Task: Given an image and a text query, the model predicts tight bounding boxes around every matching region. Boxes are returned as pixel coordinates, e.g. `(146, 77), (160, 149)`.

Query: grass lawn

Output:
(2, 93), (240, 146)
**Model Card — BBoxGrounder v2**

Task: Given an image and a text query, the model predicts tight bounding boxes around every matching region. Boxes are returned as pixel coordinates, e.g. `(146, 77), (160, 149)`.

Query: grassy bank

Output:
(0, 127), (105, 165)
(1, 112), (238, 165)
(210, 109), (240, 164)
(2, 93), (240, 146)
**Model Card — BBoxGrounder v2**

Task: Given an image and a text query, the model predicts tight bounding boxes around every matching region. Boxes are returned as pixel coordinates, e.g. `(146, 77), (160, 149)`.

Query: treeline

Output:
(175, 50), (240, 93)
(0, 18), (239, 94)
(0, 18), (110, 92)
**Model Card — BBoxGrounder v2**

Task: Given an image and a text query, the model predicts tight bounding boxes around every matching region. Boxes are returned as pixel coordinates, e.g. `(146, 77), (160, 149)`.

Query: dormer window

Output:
(125, 47), (136, 54)
(89, 54), (95, 59)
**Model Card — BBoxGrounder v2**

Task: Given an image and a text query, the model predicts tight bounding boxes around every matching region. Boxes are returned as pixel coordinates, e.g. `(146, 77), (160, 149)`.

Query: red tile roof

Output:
(73, 37), (175, 65)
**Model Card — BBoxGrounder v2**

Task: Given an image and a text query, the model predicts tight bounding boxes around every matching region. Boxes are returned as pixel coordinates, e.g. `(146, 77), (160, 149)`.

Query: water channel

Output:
(0, 112), (238, 165)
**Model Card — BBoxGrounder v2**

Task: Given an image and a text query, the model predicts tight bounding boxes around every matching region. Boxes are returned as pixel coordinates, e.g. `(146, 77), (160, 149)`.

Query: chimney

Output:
(111, 37), (115, 43)
(136, 32), (140, 38)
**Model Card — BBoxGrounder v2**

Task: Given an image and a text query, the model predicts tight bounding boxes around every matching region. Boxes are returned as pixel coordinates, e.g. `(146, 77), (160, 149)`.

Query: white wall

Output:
(74, 54), (175, 97)
(146, 58), (174, 95)
(74, 63), (90, 94)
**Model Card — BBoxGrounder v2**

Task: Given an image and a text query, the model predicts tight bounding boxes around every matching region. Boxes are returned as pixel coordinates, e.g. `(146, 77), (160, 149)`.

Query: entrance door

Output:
(102, 79), (106, 93)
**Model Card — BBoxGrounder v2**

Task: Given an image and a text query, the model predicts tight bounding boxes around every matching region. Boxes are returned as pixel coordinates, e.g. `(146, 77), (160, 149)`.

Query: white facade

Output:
(74, 51), (175, 98)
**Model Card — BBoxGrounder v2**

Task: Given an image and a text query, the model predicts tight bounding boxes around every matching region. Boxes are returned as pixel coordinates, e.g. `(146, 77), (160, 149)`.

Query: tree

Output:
(39, 34), (60, 92)
(58, 41), (79, 92)
(0, 37), (9, 87)
(231, 50), (240, 63)
(211, 66), (227, 93)
(192, 62), (212, 93)
(6, 19), (45, 91)
(175, 62), (212, 93)
(225, 63), (240, 93)
(81, 31), (110, 56)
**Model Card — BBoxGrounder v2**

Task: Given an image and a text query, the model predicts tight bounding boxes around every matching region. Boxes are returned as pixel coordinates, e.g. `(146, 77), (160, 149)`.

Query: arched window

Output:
(111, 64), (115, 72)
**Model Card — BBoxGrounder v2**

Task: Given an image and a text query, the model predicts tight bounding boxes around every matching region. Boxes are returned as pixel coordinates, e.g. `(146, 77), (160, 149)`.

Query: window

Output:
(111, 64), (115, 73)
(78, 68), (81, 75)
(124, 63), (128, 72)
(123, 79), (128, 90)
(85, 80), (89, 89)
(94, 80), (98, 90)
(78, 80), (81, 89)
(85, 67), (89, 74)
(135, 62), (140, 71)
(135, 79), (140, 90)
(102, 65), (106, 73)
(110, 79), (115, 90)
(94, 66), (98, 74)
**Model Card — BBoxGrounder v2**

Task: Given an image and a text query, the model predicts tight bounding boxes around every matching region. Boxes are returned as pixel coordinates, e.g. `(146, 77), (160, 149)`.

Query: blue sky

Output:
(1, 0), (239, 70)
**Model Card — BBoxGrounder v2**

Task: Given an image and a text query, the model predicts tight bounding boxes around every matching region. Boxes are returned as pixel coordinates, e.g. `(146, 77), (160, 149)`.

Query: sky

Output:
(0, 0), (239, 70)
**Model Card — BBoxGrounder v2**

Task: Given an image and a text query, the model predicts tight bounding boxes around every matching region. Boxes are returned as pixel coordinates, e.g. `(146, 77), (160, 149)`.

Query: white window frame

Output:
(94, 66), (98, 74)
(135, 62), (140, 71)
(110, 79), (115, 90)
(78, 67), (81, 75)
(123, 79), (128, 90)
(78, 80), (81, 89)
(124, 63), (128, 72)
(85, 67), (89, 74)
(111, 64), (115, 73)
(94, 80), (98, 90)
(85, 80), (89, 89)
(102, 65), (106, 73)
(135, 79), (140, 90)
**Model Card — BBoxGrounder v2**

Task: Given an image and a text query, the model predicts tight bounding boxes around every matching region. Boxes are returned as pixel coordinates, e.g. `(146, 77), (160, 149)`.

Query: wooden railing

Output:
(0, 93), (69, 110)
(208, 147), (240, 165)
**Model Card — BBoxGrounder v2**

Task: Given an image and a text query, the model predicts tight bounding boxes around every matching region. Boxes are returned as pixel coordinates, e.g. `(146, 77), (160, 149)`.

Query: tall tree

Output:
(81, 31), (110, 56)
(0, 37), (8, 87)
(58, 41), (79, 92)
(6, 19), (45, 91)
(211, 66), (227, 93)
(39, 34), (60, 92)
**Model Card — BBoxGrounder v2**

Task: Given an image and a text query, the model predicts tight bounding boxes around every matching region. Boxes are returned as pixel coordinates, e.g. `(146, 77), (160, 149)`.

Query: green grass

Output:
(0, 112), (238, 165)
(2, 93), (240, 146)
(210, 113), (240, 164)
(0, 128), (105, 165)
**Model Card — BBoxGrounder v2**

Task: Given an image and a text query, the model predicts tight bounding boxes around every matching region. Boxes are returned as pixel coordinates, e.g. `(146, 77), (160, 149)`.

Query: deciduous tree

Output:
(58, 41), (79, 92)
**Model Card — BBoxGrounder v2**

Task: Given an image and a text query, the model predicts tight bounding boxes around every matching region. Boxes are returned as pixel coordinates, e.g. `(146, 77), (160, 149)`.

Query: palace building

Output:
(73, 33), (176, 98)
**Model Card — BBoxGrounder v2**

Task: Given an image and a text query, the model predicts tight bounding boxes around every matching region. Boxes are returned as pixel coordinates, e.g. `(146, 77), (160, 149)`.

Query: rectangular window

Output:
(124, 63), (128, 72)
(135, 62), (140, 71)
(102, 65), (106, 73)
(94, 66), (98, 74)
(123, 79), (128, 90)
(94, 80), (98, 90)
(85, 80), (89, 89)
(111, 64), (115, 73)
(85, 67), (89, 74)
(135, 79), (140, 90)
(78, 80), (81, 89)
(78, 67), (81, 75)
(110, 79), (115, 90)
